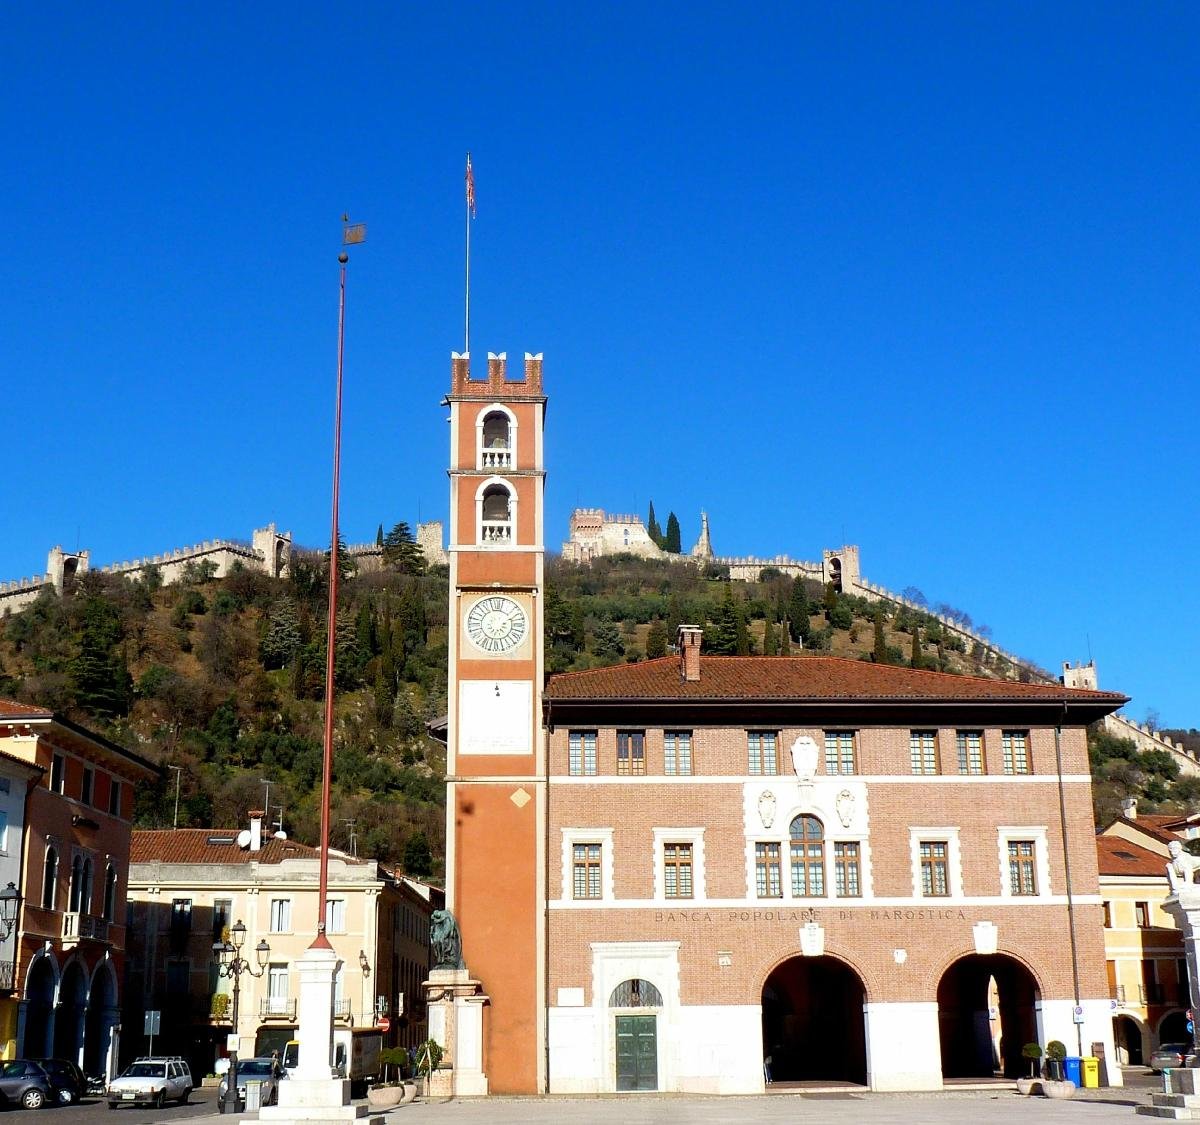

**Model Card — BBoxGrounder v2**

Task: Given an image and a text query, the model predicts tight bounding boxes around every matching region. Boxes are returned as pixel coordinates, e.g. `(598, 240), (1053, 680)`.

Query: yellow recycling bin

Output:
(1081, 1057), (1100, 1088)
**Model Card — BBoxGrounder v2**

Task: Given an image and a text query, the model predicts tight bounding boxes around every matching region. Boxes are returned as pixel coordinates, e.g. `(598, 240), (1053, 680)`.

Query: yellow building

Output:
(124, 811), (438, 1078)
(1098, 808), (1190, 1066)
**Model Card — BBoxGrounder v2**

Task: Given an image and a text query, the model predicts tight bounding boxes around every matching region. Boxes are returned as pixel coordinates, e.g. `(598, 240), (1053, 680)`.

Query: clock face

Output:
(465, 595), (528, 654)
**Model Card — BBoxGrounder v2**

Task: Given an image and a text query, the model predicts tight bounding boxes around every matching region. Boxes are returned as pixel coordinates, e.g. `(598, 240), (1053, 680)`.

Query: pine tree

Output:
(707, 586), (740, 654)
(823, 583), (838, 619)
(403, 831), (434, 879)
(647, 502), (663, 546)
(70, 595), (129, 717)
(382, 522), (427, 575)
(664, 512), (682, 554)
(645, 618), (668, 659)
(873, 610), (889, 664)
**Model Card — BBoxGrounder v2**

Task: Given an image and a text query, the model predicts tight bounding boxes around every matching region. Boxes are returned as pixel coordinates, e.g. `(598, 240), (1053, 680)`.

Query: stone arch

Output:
(85, 957), (119, 1079)
(54, 955), (90, 1065)
(1158, 1009), (1190, 1049)
(22, 950), (58, 1059)
(475, 404), (518, 470)
(1113, 1013), (1146, 1066)
(761, 952), (868, 1084)
(936, 952), (1041, 1079)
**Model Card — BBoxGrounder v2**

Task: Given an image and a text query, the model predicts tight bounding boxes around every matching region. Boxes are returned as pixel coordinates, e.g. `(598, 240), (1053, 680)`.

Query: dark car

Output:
(34, 1058), (87, 1104)
(1150, 1042), (1193, 1073)
(0, 1060), (53, 1110)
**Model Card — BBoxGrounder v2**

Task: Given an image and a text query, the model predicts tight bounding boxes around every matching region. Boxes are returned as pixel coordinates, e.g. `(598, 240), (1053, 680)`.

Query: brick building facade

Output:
(540, 635), (1127, 1092)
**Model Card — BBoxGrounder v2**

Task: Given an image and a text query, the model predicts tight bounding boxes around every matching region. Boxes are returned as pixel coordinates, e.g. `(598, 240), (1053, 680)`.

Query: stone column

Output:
(253, 944), (380, 1125)
(423, 969), (490, 1097)
(1139, 886), (1200, 1119)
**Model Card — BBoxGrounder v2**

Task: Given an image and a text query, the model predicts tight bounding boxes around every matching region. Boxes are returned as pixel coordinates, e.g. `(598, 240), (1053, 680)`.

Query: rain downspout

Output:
(1054, 700), (1085, 1057)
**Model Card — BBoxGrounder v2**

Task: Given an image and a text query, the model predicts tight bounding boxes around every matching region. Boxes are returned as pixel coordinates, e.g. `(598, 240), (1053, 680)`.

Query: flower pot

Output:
(1043, 1079), (1076, 1099)
(1015, 1078), (1042, 1096)
(401, 1081), (418, 1104)
(366, 1086), (404, 1110)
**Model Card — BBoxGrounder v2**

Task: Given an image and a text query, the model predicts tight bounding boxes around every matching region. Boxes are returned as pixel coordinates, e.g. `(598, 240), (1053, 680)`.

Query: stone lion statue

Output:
(1167, 840), (1200, 891)
(430, 909), (465, 971)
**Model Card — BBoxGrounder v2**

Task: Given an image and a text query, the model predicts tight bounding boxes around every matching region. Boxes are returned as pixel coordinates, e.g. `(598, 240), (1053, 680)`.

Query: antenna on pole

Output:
(260, 778), (273, 818)
(273, 804), (287, 839)
(343, 819), (358, 859)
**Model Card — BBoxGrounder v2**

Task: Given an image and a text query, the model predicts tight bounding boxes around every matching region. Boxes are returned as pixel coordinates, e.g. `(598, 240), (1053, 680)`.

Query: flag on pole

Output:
(465, 153), (477, 218)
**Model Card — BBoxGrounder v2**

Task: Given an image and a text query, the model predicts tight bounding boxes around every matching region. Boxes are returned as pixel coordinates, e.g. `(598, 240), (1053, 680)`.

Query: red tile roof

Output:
(1100, 815), (1185, 847)
(0, 701), (53, 719)
(131, 829), (357, 866)
(1097, 835), (1171, 878)
(544, 655), (1129, 705)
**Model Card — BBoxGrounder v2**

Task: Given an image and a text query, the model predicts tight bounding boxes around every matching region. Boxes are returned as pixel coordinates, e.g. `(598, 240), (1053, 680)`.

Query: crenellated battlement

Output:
(449, 351), (544, 398)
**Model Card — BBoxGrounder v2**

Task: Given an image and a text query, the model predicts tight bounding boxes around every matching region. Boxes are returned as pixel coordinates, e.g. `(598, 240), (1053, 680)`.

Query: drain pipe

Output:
(1053, 701), (1085, 1057)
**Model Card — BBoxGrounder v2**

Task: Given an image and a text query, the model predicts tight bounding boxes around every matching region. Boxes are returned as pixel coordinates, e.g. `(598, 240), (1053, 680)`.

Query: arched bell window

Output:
(475, 478), (516, 545)
(609, 979), (663, 1008)
(789, 815), (825, 897)
(477, 408), (516, 470)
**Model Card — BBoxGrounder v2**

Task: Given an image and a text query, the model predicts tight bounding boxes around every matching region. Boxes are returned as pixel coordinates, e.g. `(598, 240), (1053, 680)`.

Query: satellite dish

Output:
(236, 829), (251, 848)
(274, 830), (288, 840)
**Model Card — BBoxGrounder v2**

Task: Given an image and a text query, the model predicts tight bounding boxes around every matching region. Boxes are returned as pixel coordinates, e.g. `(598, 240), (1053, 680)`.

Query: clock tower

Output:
(443, 350), (546, 1094)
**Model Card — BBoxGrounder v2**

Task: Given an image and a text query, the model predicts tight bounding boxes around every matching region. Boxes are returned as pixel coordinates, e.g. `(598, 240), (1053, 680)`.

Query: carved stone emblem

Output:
(757, 790), (776, 829)
(789, 736), (819, 784)
(835, 789), (855, 828)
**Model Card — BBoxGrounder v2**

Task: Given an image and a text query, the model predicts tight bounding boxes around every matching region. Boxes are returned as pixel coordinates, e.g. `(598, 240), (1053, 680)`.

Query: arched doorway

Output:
(54, 960), (88, 1065)
(1159, 1010), (1190, 1049)
(761, 956), (867, 1084)
(23, 957), (56, 1059)
(937, 954), (1040, 1079)
(610, 978), (662, 1091)
(84, 961), (118, 1078)
(1113, 1014), (1144, 1066)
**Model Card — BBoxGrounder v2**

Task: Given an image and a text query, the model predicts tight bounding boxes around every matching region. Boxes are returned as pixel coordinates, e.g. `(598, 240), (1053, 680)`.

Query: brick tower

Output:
(443, 351), (546, 1093)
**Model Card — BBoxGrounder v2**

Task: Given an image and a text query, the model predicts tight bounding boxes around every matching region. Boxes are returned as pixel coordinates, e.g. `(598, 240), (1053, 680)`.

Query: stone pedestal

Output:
(423, 969), (490, 1097)
(1138, 888), (1200, 1120)
(250, 943), (381, 1125)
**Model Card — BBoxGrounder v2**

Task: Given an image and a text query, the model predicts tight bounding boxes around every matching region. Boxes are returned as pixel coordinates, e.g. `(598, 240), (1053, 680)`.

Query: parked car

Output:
(1150, 1043), (1193, 1073)
(217, 1057), (282, 1113)
(34, 1058), (87, 1104)
(0, 1060), (53, 1110)
(106, 1056), (193, 1109)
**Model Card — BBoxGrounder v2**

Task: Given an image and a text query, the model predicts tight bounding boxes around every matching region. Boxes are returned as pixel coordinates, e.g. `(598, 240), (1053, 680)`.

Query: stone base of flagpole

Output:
(246, 944), (381, 1125)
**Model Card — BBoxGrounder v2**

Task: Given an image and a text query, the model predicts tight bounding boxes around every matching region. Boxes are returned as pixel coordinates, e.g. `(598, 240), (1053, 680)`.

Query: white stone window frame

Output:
(474, 476), (518, 546)
(652, 827), (706, 902)
(996, 825), (1051, 898)
(475, 404), (518, 471)
(561, 827), (614, 902)
(909, 827), (963, 899)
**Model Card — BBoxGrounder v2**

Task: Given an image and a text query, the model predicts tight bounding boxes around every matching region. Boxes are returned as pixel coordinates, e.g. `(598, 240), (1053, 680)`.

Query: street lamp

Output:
(212, 920), (270, 1114)
(0, 882), (22, 941)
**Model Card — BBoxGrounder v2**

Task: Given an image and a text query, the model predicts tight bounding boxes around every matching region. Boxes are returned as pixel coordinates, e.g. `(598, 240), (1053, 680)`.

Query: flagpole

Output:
(464, 152), (472, 355)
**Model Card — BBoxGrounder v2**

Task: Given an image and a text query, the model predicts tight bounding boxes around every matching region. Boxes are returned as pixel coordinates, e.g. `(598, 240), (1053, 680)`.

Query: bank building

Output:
(439, 351), (1127, 1095)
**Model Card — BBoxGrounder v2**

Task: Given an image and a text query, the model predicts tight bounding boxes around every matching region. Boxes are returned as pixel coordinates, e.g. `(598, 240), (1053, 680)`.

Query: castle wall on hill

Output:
(0, 524), (292, 614)
(561, 509), (664, 563)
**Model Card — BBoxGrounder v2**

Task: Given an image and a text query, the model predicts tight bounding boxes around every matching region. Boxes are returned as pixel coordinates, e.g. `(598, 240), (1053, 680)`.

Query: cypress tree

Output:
(735, 601), (751, 655)
(763, 619), (778, 656)
(708, 585), (739, 654)
(375, 523), (384, 547)
(910, 625), (924, 670)
(647, 502), (663, 546)
(780, 624), (791, 655)
(823, 582), (838, 620)
(665, 513), (682, 554)
(873, 610), (889, 664)
(788, 578), (810, 643)
(645, 618), (668, 659)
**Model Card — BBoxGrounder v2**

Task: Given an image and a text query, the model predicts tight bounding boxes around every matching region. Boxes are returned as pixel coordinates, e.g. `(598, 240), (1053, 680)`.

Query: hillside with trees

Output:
(0, 541), (1192, 879)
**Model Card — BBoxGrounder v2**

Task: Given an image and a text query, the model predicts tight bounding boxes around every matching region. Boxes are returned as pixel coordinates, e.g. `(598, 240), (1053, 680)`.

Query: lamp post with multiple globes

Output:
(212, 920), (270, 1114)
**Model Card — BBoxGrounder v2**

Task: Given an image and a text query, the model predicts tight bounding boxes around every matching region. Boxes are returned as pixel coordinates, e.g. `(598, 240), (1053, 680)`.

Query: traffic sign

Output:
(1072, 1005), (1085, 1024)
(377, 1016), (391, 1033)
(1188, 1020), (1195, 1035)
(143, 1010), (161, 1036)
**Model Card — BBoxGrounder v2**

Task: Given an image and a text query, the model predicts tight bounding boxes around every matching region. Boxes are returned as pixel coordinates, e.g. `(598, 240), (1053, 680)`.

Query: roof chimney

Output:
(248, 809), (264, 852)
(1121, 796), (1138, 821)
(677, 625), (703, 683)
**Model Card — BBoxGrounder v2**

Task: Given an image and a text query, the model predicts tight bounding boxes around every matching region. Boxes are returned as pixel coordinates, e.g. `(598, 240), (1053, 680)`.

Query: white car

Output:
(106, 1057), (193, 1109)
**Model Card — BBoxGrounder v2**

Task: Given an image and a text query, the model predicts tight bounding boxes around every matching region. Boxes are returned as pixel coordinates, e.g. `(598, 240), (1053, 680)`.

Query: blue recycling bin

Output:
(1063, 1057), (1082, 1086)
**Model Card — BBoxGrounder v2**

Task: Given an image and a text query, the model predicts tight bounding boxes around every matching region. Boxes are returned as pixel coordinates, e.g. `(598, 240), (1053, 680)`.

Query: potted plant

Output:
(366, 1048), (410, 1110)
(414, 1038), (444, 1096)
(1017, 1043), (1043, 1095)
(1042, 1041), (1075, 1098)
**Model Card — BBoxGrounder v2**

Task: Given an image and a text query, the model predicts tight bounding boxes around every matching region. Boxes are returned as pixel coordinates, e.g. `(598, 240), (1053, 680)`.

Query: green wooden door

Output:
(615, 1015), (658, 1091)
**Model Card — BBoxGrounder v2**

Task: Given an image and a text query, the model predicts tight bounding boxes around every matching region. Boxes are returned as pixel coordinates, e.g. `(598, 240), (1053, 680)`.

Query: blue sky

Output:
(2, 4), (1196, 726)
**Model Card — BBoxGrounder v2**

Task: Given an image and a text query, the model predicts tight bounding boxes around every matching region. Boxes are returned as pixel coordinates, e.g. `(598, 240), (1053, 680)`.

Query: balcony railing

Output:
(1140, 983), (1165, 1005)
(480, 521), (512, 544)
(62, 912), (109, 948)
(1111, 985), (1126, 1005)
(481, 448), (512, 470)
(333, 1000), (353, 1023)
(260, 998), (297, 1021)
